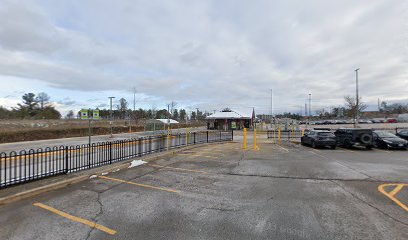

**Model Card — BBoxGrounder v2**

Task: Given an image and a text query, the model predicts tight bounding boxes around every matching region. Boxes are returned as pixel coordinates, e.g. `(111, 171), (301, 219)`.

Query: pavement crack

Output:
(204, 207), (239, 212)
(85, 190), (104, 240)
(330, 180), (408, 227)
(222, 172), (398, 184)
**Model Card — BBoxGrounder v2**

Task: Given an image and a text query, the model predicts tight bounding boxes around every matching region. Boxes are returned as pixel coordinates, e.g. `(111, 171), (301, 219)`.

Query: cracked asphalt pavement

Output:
(0, 138), (407, 240)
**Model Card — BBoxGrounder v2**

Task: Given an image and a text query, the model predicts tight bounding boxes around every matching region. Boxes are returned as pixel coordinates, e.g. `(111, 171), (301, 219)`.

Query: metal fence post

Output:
(64, 146), (69, 174)
(109, 142), (112, 164)
(206, 131), (209, 143)
(193, 132), (196, 144)
(231, 130), (234, 140)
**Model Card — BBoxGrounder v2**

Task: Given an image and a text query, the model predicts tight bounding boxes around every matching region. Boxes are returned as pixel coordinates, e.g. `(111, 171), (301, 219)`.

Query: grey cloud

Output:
(0, 0), (407, 113)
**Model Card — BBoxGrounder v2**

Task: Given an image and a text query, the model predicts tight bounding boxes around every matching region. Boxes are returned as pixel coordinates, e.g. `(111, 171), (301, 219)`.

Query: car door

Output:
(307, 132), (315, 145)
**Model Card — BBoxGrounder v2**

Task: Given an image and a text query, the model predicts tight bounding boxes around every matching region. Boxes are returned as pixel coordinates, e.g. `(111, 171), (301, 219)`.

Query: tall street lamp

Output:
(354, 68), (360, 128)
(108, 96), (115, 137)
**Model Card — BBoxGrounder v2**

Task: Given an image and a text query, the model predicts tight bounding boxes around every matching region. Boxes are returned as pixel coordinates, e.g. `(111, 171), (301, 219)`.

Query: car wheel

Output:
(366, 145), (373, 150)
(311, 141), (317, 148)
(331, 145), (336, 150)
(344, 139), (352, 148)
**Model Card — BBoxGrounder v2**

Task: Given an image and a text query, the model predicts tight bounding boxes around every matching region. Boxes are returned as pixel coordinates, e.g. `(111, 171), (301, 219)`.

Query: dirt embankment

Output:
(0, 120), (205, 143)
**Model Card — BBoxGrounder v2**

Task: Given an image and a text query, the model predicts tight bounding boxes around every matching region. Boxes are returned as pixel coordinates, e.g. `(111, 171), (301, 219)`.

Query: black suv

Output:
(301, 130), (336, 149)
(334, 128), (374, 149)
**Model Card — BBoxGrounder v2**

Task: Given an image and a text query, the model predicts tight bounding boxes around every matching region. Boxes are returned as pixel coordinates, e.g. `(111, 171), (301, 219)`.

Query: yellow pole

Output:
(301, 129), (305, 137)
(167, 126), (170, 150)
(278, 127), (281, 144)
(243, 128), (247, 150)
(186, 128), (189, 146)
(273, 126), (276, 144)
(253, 128), (257, 150)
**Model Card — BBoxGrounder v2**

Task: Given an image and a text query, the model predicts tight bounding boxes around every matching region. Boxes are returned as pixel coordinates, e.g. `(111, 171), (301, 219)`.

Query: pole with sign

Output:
(80, 109), (100, 146)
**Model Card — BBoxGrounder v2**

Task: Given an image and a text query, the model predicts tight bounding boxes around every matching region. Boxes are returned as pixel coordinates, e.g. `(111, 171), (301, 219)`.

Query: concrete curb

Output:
(0, 141), (231, 205)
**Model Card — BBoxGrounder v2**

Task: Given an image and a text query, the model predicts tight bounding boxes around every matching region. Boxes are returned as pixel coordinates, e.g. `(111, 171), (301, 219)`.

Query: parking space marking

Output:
(147, 164), (209, 174)
(189, 154), (218, 159)
(338, 147), (355, 153)
(98, 175), (180, 194)
(33, 202), (117, 235)
(378, 183), (408, 212)
(374, 149), (391, 153)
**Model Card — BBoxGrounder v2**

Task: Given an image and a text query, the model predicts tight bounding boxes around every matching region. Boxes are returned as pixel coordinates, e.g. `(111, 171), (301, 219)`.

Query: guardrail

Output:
(0, 131), (233, 188)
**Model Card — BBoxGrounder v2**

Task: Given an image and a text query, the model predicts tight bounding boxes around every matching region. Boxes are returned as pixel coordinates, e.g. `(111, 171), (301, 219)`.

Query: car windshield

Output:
(318, 132), (335, 137)
(375, 131), (397, 138)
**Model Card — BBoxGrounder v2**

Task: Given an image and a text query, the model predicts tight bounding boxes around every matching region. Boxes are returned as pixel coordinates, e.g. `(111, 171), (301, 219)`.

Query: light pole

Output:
(108, 96), (115, 137)
(270, 89), (273, 125)
(354, 68), (360, 128)
(308, 93), (312, 125)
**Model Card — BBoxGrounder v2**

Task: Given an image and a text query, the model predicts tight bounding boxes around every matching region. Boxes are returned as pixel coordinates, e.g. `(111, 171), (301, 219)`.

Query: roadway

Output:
(0, 127), (206, 153)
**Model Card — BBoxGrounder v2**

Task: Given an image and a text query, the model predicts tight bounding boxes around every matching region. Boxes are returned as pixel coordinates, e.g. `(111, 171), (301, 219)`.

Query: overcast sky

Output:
(0, 0), (407, 116)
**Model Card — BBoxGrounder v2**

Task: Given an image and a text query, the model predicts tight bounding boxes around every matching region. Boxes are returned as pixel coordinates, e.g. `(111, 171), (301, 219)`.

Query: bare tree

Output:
(36, 92), (50, 110)
(169, 101), (177, 117)
(66, 110), (74, 119)
(344, 95), (367, 119)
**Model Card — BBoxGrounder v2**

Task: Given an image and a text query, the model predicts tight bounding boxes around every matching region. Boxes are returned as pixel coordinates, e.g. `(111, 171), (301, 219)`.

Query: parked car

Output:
(334, 128), (374, 149)
(396, 129), (408, 141)
(387, 118), (397, 123)
(301, 130), (337, 149)
(373, 131), (408, 149)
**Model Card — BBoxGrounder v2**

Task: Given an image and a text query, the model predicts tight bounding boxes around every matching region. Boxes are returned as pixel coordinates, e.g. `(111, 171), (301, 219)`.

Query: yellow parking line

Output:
(378, 183), (408, 212)
(98, 175), (180, 194)
(339, 147), (355, 153)
(148, 164), (208, 174)
(33, 202), (116, 235)
(388, 184), (404, 197)
(375, 149), (391, 153)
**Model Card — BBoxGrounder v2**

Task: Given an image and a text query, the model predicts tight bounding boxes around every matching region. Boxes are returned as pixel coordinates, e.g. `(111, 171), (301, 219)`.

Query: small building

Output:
(206, 109), (252, 130)
(144, 119), (179, 132)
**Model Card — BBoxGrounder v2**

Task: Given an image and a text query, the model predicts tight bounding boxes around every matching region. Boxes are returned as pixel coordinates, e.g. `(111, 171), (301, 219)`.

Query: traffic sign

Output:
(92, 109), (100, 120)
(80, 109), (89, 120)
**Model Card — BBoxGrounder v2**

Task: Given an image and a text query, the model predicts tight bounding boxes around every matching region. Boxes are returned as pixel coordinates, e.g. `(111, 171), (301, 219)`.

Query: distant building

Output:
(206, 109), (252, 130)
(144, 119), (179, 132)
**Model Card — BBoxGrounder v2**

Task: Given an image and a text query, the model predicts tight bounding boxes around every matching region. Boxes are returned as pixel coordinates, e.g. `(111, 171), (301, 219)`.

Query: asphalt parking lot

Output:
(0, 138), (407, 240)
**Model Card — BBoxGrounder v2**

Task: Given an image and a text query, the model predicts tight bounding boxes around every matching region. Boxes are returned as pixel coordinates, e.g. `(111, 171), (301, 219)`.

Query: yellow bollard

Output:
(167, 126), (170, 150)
(278, 128), (281, 144)
(253, 128), (257, 150)
(186, 128), (189, 146)
(273, 127), (276, 144)
(243, 128), (247, 150)
(301, 129), (305, 137)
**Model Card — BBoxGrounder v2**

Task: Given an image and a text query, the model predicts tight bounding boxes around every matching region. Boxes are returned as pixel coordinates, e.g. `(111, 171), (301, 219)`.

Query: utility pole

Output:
(308, 93), (312, 125)
(270, 89), (273, 120)
(108, 96), (115, 138)
(355, 68), (360, 127)
(305, 103), (307, 116)
(129, 87), (136, 133)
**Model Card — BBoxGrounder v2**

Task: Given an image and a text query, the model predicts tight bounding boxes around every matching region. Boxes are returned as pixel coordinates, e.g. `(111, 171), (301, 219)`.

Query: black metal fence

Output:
(0, 131), (233, 188)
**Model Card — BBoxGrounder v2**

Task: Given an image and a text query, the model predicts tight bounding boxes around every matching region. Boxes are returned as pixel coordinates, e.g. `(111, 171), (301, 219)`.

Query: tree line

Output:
(70, 98), (210, 122)
(0, 92), (61, 119)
